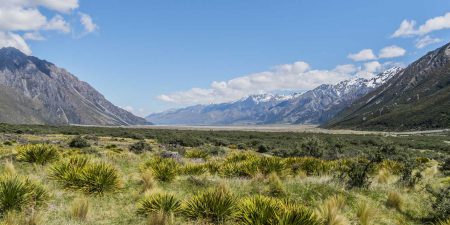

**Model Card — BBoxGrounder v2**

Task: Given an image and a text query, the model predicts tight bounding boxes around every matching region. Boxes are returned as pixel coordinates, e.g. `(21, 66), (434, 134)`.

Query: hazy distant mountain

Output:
(0, 47), (149, 125)
(325, 42), (450, 131)
(146, 67), (401, 125)
(146, 94), (298, 125)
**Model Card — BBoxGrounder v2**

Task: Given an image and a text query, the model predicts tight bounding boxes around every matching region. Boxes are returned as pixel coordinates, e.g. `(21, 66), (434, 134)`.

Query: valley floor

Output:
(0, 125), (448, 225)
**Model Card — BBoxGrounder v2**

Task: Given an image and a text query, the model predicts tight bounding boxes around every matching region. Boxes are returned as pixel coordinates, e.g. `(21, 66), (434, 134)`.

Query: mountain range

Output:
(0, 47), (148, 126)
(325, 42), (450, 130)
(146, 67), (402, 125)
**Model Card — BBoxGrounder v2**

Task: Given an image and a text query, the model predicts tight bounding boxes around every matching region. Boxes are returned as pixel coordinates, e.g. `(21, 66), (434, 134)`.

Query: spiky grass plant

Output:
(16, 144), (59, 165)
(314, 195), (349, 225)
(356, 201), (376, 225)
(236, 195), (282, 225)
(435, 218), (450, 225)
(137, 192), (181, 223)
(50, 156), (121, 194)
(386, 191), (403, 211)
(257, 156), (286, 176)
(278, 204), (322, 225)
(70, 196), (89, 221)
(184, 149), (209, 159)
(80, 162), (121, 194)
(181, 163), (208, 176)
(0, 176), (48, 215)
(145, 158), (179, 182)
(182, 187), (236, 224)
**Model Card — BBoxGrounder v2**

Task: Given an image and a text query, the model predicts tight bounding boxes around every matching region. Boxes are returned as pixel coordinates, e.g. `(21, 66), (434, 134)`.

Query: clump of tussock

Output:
(279, 203), (322, 225)
(50, 156), (121, 194)
(3, 160), (16, 176)
(376, 168), (391, 184)
(266, 172), (286, 197)
(386, 191), (403, 211)
(356, 201), (376, 225)
(140, 170), (156, 192)
(236, 195), (281, 225)
(181, 163), (208, 176)
(137, 192), (181, 224)
(314, 195), (349, 225)
(0, 175), (48, 215)
(143, 157), (179, 182)
(184, 149), (209, 159)
(70, 196), (89, 221)
(16, 144), (59, 165)
(182, 187), (236, 223)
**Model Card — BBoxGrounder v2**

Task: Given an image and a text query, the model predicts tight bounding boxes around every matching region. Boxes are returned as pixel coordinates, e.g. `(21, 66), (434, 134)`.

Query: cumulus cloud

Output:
(378, 45), (406, 59)
(79, 13), (98, 34)
(0, 31), (32, 55)
(157, 61), (388, 105)
(0, 0), (96, 54)
(44, 15), (71, 33)
(392, 12), (450, 37)
(347, 49), (376, 61)
(415, 35), (442, 49)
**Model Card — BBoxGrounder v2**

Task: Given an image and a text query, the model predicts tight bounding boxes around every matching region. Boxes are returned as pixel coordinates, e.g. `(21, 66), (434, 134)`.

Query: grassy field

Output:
(0, 124), (448, 224)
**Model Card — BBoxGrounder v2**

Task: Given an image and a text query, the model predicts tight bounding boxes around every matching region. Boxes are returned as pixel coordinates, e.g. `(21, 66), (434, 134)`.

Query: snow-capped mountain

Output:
(146, 67), (403, 125)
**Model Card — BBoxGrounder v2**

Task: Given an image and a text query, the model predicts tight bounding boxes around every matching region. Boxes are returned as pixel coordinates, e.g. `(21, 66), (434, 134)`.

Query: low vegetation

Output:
(0, 124), (447, 224)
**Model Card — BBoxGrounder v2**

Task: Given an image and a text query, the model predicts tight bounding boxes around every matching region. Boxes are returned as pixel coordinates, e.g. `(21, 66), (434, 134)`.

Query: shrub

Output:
(69, 136), (90, 148)
(145, 157), (179, 182)
(302, 136), (324, 158)
(279, 204), (321, 225)
(137, 193), (181, 221)
(70, 196), (89, 221)
(314, 195), (348, 225)
(435, 218), (450, 225)
(50, 156), (121, 194)
(428, 186), (450, 221)
(339, 158), (376, 189)
(257, 144), (270, 153)
(0, 176), (48, 215)
(236, 195), (281, 225)
(386, 191), (403, 211)
(183, 188), (236, 223)
(129, 141), (151, 154)
(356, 201), (376, 225)
(16, 144), (59, 165)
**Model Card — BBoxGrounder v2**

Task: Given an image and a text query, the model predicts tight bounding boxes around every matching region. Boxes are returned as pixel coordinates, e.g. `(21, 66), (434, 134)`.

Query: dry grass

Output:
(3, 160), (16, 176)
(70, 196), (90, 221)
(314, 195), (349, 225)
(141, 170), (156, 192)
(386, 191), (403, 211)
(356, 201), (376, 225)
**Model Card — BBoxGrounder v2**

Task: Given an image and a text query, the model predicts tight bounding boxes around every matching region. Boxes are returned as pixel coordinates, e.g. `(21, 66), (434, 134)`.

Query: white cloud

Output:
(0, 0), (96, 54)
(392, 12), (450, 37)
(79, 13), (98, 34)
(0, 31), (31, 55)
(44, 15), (70, 33)
(363, 61), (381, 73)
(378, 45), (406, 59)
(157, 61), (364, 105)
(415, 35), (442, 49)
(23, 32), (45, 41)
(348, 49), (376, 61)
(0, 7), (47, 31)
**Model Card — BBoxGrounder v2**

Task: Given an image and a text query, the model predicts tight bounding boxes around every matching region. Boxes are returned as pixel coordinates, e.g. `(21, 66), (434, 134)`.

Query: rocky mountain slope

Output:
(0, 47), (148, 125)
(325, 42), (450, 131)
(147, 67), (401, 125)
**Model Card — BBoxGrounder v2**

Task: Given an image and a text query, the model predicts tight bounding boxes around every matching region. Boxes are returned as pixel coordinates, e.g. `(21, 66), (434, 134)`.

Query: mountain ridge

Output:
(0, 47), (149, 126)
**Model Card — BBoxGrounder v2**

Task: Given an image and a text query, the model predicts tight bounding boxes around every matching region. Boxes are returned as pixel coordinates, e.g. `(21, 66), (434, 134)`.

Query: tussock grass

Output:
(137, 192), (181, 224)
(356, 201), (376, 225)
(70, 196), (89, 221)
(386, 191), (403, 211)
(16, 144), (59, 165)
(182, 187), (236, 223)
(314, 195), (349, 225)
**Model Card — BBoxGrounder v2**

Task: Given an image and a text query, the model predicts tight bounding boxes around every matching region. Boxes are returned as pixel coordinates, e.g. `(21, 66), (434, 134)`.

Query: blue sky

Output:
(0, 0), (449, 116)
